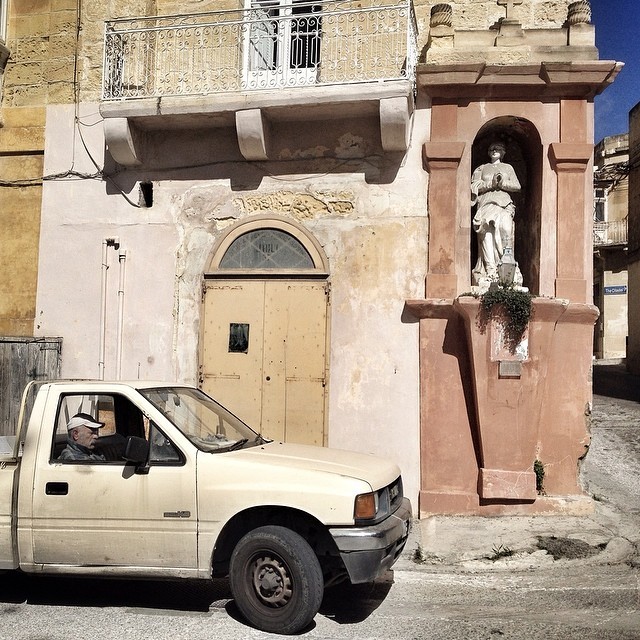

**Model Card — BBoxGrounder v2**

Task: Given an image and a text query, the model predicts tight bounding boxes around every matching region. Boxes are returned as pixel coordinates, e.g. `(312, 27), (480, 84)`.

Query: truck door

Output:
(27, 393), (198, 573)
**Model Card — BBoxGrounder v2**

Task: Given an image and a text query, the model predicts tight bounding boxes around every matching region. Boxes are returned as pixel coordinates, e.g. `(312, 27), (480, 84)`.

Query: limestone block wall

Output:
(0, 0), (159, 336)
(422, 0), (572, 30)
(0, 107), (43, 335)
(0, 0), (79, 335)
(600, 270), (628, 360)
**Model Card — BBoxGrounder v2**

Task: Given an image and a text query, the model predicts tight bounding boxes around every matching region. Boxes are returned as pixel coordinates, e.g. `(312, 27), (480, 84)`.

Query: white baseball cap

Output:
(67, 413), (104, 431)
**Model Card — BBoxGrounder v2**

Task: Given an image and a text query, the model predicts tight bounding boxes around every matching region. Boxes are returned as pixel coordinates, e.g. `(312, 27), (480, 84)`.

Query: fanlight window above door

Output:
(219, 228), (315, 269)
(244, 0), (321, 89)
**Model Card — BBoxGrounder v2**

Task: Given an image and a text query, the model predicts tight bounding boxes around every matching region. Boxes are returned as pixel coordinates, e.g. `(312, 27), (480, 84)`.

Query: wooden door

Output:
(201, 279), (327, 445)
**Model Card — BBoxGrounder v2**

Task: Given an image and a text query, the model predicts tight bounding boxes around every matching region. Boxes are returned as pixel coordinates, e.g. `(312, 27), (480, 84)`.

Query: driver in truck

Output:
(59, 413), (106, 461)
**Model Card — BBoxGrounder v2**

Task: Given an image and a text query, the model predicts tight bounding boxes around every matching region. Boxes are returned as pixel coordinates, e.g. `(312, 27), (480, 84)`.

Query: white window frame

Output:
(0, 0), (7, 43)
(242, 0), (320, 90)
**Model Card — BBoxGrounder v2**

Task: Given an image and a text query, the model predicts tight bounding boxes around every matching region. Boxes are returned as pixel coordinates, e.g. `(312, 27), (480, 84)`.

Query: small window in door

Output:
(229, 323), (250, 353)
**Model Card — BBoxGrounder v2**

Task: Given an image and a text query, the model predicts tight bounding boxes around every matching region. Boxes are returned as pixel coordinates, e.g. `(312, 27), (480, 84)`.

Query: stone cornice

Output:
(417, 60), (623, 100)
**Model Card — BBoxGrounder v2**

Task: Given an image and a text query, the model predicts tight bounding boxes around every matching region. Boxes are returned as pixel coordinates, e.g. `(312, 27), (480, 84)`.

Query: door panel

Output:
(265, 281), (326, 445)
(31, 461), (198, 569)
(201, 281), (266, 429)
(201, 279), (327, 444)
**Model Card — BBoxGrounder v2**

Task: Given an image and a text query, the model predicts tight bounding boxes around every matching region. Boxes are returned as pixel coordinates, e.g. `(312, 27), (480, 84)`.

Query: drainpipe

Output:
(99, 237), (120, 380)
(115, 248), (127, 380)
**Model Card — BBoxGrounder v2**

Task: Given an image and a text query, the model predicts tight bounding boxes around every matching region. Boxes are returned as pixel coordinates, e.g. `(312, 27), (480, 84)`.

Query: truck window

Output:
(149, 421), (182, 464)
(52, 393), (144, 463)
(52, 393), (184, 465)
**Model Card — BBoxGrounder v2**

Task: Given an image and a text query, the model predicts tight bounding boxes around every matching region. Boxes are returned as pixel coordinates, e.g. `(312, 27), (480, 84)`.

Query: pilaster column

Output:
(550, 142), (593, 302)
(422, 140), (465, 298)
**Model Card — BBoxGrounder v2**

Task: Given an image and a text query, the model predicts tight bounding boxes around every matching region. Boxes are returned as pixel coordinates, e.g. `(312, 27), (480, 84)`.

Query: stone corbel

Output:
(103, 118), (143, 167)
(379, 96), (412, 152)
(236, 108), (271, 161)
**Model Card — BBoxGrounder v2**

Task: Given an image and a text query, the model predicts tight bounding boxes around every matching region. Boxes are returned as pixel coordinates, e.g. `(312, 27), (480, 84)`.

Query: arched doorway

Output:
(200, 216), (329, 446)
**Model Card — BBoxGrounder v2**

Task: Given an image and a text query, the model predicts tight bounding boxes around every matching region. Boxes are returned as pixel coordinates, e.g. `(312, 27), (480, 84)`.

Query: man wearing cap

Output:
(59, 413), (107, 461)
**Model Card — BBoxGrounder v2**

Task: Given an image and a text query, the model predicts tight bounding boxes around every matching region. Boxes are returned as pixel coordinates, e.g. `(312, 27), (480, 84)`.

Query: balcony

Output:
(594, 218), (628, 247)
(100, 0), (417, 165)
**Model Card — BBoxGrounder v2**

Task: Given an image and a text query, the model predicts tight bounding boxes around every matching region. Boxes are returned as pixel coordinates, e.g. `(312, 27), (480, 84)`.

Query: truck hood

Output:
(231, 441), (401, 490)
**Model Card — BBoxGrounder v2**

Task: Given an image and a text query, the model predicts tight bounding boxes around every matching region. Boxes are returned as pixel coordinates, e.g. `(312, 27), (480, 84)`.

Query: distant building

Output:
(593, 134), (629, 360)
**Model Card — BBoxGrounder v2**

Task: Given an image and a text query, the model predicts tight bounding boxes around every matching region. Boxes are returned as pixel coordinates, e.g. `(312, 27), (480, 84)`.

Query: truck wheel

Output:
(229, 525), (324, 634)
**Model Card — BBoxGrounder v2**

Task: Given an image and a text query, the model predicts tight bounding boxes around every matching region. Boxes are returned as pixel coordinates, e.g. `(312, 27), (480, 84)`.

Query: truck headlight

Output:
(354, 491), (378, 520)
(354, 477), (403, 524)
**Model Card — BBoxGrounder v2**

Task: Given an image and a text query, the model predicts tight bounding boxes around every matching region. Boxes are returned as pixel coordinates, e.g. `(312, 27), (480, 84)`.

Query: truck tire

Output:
(229, 525), (324, 634)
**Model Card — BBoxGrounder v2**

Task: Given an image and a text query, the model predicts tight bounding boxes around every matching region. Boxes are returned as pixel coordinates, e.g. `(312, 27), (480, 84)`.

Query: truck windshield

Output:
(140, 387), (265, 452)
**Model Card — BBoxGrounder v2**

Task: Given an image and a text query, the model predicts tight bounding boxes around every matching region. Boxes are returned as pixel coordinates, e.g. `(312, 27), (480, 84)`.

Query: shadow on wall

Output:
(593, 363), (640, 402)
(104, 116), (407, 196)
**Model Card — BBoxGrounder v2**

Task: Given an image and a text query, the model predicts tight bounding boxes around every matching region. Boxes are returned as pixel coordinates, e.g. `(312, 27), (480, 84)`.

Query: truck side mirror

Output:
(123, 436), (149, 467)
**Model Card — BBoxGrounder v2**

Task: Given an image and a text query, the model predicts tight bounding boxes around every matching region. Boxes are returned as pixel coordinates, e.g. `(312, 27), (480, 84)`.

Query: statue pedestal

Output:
(454, 297), (567, 501)
(407, 296), (599, 515)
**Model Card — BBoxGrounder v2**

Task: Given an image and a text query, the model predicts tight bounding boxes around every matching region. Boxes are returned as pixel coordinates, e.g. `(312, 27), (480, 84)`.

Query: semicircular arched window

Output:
(219, 228), (315, 269)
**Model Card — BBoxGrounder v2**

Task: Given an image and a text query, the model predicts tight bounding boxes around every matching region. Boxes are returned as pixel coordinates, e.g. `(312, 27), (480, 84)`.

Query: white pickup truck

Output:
(0, 381), (411, 634)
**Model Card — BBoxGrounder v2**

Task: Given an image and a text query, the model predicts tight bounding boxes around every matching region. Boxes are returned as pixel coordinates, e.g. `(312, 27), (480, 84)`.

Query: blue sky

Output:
(592, 0), (640, 142)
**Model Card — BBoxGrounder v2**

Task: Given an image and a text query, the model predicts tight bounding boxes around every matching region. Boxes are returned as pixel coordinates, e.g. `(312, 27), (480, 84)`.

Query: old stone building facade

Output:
(0, 0), (620, 514)
(593, 134), (629, 361)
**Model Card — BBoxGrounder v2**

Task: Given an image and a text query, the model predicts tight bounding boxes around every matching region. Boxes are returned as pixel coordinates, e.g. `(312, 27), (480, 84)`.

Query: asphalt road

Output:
(0, 386), (639, 639)
(0, 562), (638, 639)
(583, 393), (640, 514)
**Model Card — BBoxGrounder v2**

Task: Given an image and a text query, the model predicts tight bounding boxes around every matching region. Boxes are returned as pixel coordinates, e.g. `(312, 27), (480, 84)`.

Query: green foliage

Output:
(489, 543), (514, 560)
(478, 285), (533, 353)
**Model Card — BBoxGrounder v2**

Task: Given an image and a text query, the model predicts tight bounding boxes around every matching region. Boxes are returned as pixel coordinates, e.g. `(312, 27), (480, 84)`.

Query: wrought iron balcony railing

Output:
(593, 217), (628, 247)
(102, 0), (417, 101)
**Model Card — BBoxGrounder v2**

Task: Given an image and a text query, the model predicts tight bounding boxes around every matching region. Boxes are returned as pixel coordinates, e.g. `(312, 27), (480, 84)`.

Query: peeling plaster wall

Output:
(37, 103), (428, 504)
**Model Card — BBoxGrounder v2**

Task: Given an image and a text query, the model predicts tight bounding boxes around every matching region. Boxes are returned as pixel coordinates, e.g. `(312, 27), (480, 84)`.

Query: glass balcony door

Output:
(244, 0), (320, 89)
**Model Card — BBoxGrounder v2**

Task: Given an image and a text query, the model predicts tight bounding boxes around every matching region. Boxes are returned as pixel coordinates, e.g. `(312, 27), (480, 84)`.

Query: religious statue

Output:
(471, 141), (523, 289)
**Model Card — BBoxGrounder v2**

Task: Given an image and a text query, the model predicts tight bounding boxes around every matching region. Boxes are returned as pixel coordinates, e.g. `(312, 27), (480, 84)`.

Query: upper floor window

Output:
(594, 187), (607, 222)
(244, 0), (321, 89)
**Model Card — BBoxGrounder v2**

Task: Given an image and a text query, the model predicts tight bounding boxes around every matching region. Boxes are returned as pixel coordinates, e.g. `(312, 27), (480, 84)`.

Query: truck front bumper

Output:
(328, 497), (412, 584)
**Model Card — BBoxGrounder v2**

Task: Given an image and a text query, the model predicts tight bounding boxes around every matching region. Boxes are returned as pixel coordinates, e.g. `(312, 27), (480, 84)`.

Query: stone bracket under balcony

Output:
(100, 81), (414, 167)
